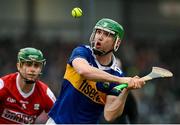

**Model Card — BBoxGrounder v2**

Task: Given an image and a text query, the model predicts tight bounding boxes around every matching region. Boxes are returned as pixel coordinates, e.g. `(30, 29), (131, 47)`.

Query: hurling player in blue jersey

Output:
(46, 18), (145, 124)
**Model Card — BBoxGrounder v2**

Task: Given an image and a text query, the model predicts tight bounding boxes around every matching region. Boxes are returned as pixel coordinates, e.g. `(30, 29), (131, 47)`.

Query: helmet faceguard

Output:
(17, 47), (46, 84)
(90, 18), (124, 55)
(18, 47), (46, 64)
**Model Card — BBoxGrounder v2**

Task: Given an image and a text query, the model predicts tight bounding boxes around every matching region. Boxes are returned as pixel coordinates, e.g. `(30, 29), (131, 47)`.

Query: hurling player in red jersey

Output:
(0, 47), (56, 124)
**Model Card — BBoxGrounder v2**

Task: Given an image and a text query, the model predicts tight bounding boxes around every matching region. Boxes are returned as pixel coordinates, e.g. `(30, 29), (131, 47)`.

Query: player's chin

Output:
(26, 76), (38, 81)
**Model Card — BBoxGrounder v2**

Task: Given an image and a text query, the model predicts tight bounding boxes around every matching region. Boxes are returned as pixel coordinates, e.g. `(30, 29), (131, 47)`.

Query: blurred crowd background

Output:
(0, 0), (180, 123)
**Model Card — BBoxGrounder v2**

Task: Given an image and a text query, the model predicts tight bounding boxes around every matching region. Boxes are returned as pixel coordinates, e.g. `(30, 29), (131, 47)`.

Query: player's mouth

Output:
(95, 42), (101, 49)
(26, 73), (37, 78)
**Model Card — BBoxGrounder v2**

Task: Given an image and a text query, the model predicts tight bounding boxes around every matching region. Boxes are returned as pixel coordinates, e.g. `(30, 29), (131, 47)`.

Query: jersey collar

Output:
(16, 73), (35, 98)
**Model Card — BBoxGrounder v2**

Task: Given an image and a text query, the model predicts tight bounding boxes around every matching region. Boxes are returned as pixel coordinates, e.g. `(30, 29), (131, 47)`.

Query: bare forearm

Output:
(104, 89), (129, 121)
(73, 58), (130, 83)
(81, 66), (127, 82)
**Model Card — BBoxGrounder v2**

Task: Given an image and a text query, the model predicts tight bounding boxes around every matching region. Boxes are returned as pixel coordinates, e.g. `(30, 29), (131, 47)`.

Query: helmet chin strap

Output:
(91, 39), (116, 56)
(19, 71), (35, 84)
(92, 47), (113, 56)
(24, 79), (35, 84)
(18, 71), (42, 84)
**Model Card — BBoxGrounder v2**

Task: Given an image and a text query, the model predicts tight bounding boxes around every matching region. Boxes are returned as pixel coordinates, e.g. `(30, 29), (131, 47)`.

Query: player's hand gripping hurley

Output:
(114, 67), (173, 91)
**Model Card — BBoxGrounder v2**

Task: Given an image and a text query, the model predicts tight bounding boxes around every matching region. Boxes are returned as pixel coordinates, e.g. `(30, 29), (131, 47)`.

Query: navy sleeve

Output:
(104, 69), (126, 96)
(68, 45), (90, 66)
(96, 69), (125, 96)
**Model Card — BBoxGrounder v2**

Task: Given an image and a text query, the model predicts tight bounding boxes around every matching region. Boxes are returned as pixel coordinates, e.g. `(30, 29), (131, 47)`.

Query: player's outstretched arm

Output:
(72, 58), (136, 84)
(104, 88), (129, 122)
(103, 76), (144, 122)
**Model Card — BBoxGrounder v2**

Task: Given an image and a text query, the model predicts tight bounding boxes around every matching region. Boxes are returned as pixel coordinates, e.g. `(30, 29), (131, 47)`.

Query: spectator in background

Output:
(0, 47), (56, 124)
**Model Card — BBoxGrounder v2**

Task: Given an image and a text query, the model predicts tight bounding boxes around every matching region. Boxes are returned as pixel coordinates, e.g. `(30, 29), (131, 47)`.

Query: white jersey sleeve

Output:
(0, 79), (4, 90)
(47, 88), (56, 103)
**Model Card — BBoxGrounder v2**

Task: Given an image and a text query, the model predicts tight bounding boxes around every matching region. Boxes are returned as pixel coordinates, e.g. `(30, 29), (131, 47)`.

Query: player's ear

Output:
(17, 62), (20, 71)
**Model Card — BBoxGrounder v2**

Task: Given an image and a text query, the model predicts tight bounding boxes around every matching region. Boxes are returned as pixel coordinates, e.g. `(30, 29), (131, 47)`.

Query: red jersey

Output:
(0, 72), (56, 124)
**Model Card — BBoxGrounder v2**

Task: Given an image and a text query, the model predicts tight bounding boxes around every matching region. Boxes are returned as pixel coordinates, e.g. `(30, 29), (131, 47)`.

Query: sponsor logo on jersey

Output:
(7, 97), (16, 103)
(64, 64), (106, 104)
(79, 80), (102, 103)
(1, 109), (36, 124)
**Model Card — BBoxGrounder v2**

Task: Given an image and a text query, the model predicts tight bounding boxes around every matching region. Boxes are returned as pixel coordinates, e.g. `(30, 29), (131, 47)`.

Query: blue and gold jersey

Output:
(48, 45), (124, 124)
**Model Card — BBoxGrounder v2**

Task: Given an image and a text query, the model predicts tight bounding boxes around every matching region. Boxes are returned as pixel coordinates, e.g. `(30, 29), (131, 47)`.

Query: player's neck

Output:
(96, 53), (113, 66)
(18, 77), (35, 93)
